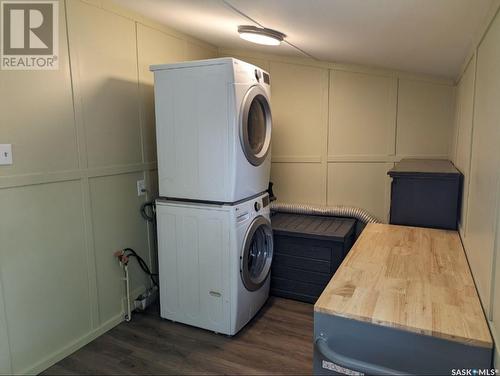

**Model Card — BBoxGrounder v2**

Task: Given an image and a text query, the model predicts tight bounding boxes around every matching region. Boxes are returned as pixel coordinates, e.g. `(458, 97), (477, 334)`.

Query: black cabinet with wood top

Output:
(270, 213), (356, 303)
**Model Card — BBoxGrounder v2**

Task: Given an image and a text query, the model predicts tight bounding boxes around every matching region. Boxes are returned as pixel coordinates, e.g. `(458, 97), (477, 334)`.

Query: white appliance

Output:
(156, 193), (273, 335)
(150, 58), (272, 203)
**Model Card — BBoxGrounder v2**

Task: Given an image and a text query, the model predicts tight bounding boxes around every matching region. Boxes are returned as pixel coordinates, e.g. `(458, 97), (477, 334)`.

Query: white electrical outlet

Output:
(0, 144), (13, 165)
(137, 179), (146, 196)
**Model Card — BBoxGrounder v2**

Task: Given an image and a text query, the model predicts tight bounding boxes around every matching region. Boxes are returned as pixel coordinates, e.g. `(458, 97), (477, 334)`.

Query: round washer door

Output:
(240, 216), (274, 291)
(239, 85), (272, 166)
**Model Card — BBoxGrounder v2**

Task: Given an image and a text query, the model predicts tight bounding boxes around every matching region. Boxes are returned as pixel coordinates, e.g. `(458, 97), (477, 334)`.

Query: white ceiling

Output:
(119, 0), (494, 78)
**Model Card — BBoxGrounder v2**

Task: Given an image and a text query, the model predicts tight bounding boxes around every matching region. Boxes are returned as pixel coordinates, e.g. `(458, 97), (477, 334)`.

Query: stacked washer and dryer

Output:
(150, 58), (274, 335)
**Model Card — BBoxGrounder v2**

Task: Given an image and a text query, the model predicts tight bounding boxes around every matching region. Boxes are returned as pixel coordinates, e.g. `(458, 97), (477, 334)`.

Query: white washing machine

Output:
(156, 193), (273, 335)
(150, 57), (272, 203)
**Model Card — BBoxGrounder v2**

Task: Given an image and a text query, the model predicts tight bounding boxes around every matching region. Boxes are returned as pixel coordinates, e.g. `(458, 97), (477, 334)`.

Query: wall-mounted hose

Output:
(270, 201), (380, 224)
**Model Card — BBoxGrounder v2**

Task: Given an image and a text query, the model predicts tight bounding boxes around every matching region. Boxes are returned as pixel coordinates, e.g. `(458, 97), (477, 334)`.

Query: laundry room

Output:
(0, 0), (500, 374)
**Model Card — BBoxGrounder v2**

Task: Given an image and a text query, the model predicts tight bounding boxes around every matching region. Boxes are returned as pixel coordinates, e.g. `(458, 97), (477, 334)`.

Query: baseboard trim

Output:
(20, 312), (124, 375)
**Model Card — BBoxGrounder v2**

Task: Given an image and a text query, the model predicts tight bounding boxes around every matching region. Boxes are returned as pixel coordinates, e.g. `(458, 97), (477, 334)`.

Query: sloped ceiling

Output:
(119, 0), (495, 78)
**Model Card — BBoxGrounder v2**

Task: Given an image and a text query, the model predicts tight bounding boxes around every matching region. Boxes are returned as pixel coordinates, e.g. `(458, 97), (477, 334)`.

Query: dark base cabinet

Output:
(270, 213), (356, 303)
(313, 313), (492, 375)
(388, 159), (462, 230)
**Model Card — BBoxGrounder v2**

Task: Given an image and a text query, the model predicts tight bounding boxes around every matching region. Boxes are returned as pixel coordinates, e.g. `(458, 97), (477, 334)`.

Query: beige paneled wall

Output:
(0, 279), (10, 374)
(465, 11), (500, 311)
(0, 0), (216, 373)
(68, 0), (143, 168)
(270, 61), (329, 160)
(451, 57), (476, 238)
(270, 61), (329, 205)
(220, 49), (455, 221)
(396, 79), (455, 156)
(450, 6), (500, 366)
(0, 2), (76, 176)
(329, 71), (397, 157)
(0, 182), (91, 371)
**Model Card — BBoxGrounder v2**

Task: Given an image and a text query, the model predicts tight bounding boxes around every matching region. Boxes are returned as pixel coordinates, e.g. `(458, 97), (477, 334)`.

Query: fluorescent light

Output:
(240, 32), (281, 46)
(238, 25), (285, 46)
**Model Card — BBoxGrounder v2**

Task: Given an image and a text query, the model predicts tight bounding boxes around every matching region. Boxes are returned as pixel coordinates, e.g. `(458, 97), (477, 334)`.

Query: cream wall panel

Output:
(327, 163), (392, 222)
(89, 172), (149, 324)
(329, 70), (397, 157)
(0, 3), (77, 176)
(137, 24), (186, 163)
(396, 79), (455, 156)
(465, 10), (500, 312)
(185, 41), (217, 61)
(0, 181), (90, 372)
(224, 54), (270, 72)
(0, 279), (11, 374)
(80, 0), (101, 7)
(493, 195), (500, 332)
(67, 0), (142, 168)
(146, 169), (159, 199)
(453, 60), (476, 172)
(451, 58), (476, 237)
(269, 61), (328, 159)
(271, 163), (326, 205)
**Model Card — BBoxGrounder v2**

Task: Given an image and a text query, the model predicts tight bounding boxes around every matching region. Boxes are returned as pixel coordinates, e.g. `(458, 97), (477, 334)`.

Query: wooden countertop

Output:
(314, 224), (493, 348)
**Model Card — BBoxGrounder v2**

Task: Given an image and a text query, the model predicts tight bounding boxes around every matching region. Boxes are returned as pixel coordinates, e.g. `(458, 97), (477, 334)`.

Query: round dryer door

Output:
(240, 86), (272, 166)
(240, 216), (274, 291)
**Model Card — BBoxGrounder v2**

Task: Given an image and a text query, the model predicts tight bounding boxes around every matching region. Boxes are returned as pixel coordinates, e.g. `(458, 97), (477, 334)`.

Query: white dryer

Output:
(150, 58), (272, 203)
(156, 193), (273, 335)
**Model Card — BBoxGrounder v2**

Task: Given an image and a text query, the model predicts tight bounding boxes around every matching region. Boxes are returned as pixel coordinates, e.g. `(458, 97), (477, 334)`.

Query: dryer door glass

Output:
(241, 216), (274, 291)
(248, 100), (266, 154)
(240, 86), (272, 166)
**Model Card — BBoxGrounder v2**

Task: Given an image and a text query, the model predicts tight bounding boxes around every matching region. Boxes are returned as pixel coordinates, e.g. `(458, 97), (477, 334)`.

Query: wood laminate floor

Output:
(44, 297), (313, 375)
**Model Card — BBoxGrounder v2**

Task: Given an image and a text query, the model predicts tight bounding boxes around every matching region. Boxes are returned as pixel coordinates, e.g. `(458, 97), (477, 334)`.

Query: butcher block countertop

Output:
(314, 223), (493, 348)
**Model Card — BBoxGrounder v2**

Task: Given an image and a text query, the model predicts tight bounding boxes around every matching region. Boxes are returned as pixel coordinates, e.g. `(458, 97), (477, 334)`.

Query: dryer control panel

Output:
(254, 69), (270, 85)
(254, 194), (269, 212)
(262, 195), (269, 208)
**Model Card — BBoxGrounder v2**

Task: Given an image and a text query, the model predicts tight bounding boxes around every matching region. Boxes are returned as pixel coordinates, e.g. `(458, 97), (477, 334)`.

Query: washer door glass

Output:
(240, 86), (272, 166)
(241, 216), (274, 291)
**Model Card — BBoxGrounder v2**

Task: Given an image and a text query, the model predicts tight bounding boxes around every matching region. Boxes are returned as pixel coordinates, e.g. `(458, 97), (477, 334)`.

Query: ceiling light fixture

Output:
(238, 25), (286, 46)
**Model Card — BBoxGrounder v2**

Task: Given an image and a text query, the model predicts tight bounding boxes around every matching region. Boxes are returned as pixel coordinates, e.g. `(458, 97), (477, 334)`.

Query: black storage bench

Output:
(270, 213), (356, 303)
(388, 159), (462, 230)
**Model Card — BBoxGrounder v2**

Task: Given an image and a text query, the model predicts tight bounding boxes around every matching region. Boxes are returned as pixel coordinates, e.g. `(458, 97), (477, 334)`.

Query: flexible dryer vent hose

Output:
(269, 202), (380, 224)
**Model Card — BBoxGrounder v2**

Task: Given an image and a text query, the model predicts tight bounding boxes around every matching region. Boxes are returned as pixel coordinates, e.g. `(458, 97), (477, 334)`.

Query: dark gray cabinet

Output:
(388, 159), (462, 230)
(270, 213), (355, 303)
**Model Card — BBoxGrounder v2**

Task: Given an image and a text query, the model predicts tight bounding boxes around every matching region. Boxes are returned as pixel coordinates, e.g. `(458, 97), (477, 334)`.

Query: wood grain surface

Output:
(314, 223), (493, 348)
(44, 297), (313, 375)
